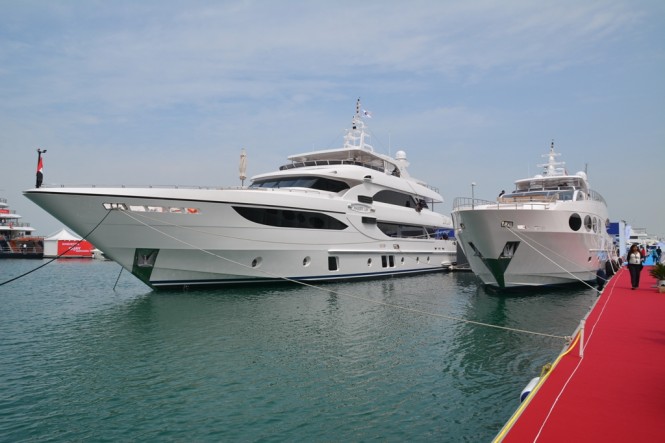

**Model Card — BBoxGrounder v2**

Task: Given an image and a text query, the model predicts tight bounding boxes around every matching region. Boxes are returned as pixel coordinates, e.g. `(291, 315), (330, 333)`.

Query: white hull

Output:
(25, 101), (457, 289)
(453, 204), (612, 288)
(452, 143), (614, 289)
(26, 187), (456, 289)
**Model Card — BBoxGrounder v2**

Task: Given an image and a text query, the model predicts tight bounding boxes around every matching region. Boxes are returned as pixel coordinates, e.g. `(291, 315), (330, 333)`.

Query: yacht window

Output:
(277, 177), (300, 187)
(569, 213), (582, 231)
(233, 206), (348, 230)
(250, 176), (349, 193)
(328, 256), (339, 271)
(560, 191), (574, 201)
(374, 190), (416, 207)
(584, 215), (592, 231)
(381, 255), (396, 268)
(377, 222), (429, 239)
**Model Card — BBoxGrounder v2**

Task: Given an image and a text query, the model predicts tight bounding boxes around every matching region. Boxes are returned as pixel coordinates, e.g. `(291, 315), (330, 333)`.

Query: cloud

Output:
(1, 0), (663, 236)
(1, 1), (642, 115)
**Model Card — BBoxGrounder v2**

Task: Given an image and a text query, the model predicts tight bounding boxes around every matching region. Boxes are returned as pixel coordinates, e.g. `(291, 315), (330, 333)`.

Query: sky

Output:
(1, 0), (664, 238)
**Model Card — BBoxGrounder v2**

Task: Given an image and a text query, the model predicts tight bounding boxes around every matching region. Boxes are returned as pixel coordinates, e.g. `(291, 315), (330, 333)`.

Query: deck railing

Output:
(452, 197), (498, 211)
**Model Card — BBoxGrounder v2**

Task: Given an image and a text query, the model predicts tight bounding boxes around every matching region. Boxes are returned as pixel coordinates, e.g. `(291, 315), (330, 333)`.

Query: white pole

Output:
(579, 319), (585, 358)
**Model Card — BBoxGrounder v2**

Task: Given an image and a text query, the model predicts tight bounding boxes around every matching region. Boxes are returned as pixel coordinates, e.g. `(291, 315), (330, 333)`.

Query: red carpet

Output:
(496, 266), (665, 442)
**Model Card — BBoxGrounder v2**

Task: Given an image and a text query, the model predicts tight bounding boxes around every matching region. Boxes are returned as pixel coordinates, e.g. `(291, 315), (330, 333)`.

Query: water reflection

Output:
(1, 261), (601, 442)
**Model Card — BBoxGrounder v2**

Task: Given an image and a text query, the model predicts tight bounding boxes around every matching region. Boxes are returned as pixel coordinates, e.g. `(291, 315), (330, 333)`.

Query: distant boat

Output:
(626, 227), (660, 249)
(0, 196), (44, 259)
(452, 142), (615, 288)
(24, 100), (457, 289)
(92, 248), (111, 260)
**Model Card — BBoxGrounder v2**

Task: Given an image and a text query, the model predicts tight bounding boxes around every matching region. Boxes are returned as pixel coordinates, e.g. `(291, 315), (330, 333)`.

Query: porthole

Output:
(400, 257), (405, 265)
(416, 257), (420, 264)
(569, 213), (582, 231)
(584, 215), (592, 231)
(427, 256), (430, 263)
(251, 257), (262, 268)
(367, 258), (372, 266)
(303, 256), (311, 267)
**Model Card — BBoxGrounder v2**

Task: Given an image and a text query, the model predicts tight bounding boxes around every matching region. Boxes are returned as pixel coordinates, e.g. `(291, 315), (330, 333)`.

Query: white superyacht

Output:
(452, 142), (614, 288)
(25, 101), (456, 289)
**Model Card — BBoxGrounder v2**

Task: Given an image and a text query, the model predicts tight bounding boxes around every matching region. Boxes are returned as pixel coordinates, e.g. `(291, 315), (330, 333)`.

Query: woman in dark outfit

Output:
(627, 244), (644, 290)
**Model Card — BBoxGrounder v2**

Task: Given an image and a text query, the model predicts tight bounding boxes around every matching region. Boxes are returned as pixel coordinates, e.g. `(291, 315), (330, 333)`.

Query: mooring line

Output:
(121, 210), (569, 341)
(505, 227), (613, 292)
(124, 210), (453, 271)
(0, 211), (113, 287)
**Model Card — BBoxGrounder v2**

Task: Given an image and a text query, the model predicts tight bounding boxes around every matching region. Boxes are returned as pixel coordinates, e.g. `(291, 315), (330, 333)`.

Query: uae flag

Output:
(36, 151), (44, 188)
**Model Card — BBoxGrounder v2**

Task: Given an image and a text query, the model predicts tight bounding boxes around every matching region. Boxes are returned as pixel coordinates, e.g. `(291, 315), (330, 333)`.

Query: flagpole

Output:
(36, 148), (46, 188)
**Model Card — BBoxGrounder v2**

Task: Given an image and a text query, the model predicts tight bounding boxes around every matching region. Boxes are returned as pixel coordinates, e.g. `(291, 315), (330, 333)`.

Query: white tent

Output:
(44, 228), (94, 258)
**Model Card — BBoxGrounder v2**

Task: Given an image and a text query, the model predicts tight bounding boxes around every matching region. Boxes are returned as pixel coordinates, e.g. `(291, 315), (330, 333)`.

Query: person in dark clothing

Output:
(605, 259), (616, 278)
(596, 268), (607, 291)
(627, 244), (644, 289)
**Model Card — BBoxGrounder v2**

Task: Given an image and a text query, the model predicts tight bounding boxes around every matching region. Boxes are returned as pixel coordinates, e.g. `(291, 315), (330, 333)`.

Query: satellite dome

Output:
(395, 150), (407, 160)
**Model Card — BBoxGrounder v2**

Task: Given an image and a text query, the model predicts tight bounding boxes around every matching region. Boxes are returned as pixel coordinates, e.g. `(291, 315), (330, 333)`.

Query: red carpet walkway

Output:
(495, 266), (665, 442)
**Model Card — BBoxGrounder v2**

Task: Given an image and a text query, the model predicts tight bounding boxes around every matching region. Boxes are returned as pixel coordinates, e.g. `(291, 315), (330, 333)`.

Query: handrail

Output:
(35, 184), (245, 190)
(0, 222), (32, 228)
(279, 159), (386, 173)
(498, 193), (559, 204)
(452, 197), (498, 210)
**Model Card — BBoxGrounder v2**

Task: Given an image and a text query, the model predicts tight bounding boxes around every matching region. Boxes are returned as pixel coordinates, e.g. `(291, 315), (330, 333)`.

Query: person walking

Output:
(627, 244), (644, 290)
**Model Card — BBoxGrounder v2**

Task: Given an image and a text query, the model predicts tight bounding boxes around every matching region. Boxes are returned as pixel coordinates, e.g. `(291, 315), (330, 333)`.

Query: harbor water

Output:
(0, 259), (598, 441)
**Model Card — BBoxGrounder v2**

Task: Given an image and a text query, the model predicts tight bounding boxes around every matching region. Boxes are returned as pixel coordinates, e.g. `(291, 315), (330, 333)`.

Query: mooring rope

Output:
(1, 205), (573, 341)
(121, 209), (453, 271)
(504, 227), (614, 293)
(120, 209), (569, 341)
(0, 210), (113, 287)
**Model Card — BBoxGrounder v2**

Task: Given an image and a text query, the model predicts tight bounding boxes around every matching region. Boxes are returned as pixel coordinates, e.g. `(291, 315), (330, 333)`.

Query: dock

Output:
(495, 265), (665, 441)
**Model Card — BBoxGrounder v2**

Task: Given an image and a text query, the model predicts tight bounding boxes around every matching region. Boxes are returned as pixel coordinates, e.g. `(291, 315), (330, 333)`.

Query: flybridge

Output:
(286, 98), (409, 179)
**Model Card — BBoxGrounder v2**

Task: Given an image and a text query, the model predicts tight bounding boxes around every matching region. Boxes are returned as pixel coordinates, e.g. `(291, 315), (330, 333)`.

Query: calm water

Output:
(0, 259), (598, 442)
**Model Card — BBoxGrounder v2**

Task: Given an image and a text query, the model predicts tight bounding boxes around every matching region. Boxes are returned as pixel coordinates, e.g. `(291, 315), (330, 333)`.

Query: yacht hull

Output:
(453, 203), (613, 288)
(26, 188), (456, 289)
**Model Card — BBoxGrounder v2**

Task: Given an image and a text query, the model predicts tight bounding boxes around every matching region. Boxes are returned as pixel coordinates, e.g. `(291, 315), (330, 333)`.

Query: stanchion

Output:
(579, 319), (585, 358)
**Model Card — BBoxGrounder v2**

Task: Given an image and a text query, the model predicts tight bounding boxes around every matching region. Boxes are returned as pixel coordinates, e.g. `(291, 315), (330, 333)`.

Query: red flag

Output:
(36, 149), (45, 188)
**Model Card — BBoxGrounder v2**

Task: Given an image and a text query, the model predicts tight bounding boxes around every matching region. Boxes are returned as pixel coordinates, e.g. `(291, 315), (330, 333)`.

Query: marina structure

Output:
(452, 142), (615, 288)
(24, 101), (457, 289)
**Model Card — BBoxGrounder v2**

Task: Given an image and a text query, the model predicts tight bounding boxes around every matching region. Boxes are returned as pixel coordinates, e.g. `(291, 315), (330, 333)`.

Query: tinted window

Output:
(233, 207), (348, 230)
(250, 176), (349, 193)
(374, 190), (414, 207)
